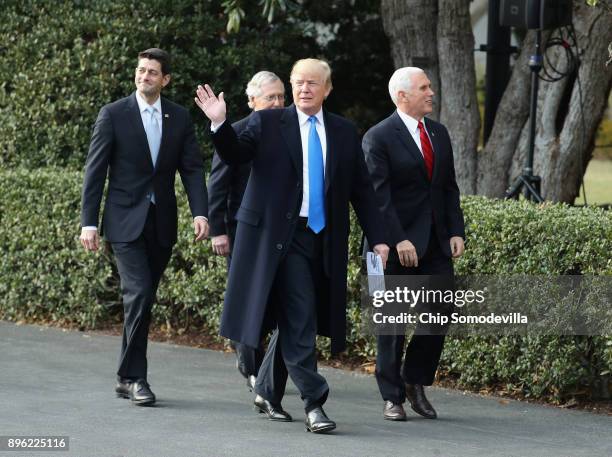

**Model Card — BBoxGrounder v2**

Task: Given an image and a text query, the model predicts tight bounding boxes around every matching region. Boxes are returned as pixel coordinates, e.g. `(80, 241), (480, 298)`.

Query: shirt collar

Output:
(396, 108), (423, 135)
(136, 92), (162, 114)
(296, 106), (324, 127)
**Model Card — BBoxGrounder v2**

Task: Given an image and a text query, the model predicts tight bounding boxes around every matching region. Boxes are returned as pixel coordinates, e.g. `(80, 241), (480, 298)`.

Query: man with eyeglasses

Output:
(195, 58), (389, 433)
(207, 71), (285, 391)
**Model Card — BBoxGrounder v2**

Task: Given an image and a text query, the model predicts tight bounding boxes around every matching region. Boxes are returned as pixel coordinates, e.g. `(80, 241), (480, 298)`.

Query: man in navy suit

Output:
(195, 59), (389, 433)
(362, 67), (465, 421)
(207, 71), (285, 391)
(80, 48), (208, 406)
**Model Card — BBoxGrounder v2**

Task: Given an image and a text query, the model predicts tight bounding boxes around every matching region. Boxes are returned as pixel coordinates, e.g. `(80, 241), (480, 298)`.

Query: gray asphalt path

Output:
(1, 321), (610, 457)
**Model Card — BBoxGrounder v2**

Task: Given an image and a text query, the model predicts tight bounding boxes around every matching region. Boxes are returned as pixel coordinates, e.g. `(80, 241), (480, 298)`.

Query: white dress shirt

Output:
(136, 92), (163, 136)
(297, 107), (327, 217)
(396, 109), (434, 157)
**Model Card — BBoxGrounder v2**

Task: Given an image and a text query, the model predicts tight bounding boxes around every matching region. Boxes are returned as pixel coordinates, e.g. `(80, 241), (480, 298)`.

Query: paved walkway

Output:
(0, 321), (610, 457)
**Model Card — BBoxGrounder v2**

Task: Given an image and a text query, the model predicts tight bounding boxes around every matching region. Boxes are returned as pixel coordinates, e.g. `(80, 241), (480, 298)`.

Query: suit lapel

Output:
(279, 105), (302, 177)
(323, 110), (338, 193)
(157, 97), (173, 171)
(392, 112), (428, 180)
(125, 93), (154, 171)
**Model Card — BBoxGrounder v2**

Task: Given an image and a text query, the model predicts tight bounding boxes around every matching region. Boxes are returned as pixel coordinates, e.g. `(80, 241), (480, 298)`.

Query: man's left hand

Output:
(372, 243), (390, 270)
(194, 217), (209, 242)
(450, 236), (465, 258)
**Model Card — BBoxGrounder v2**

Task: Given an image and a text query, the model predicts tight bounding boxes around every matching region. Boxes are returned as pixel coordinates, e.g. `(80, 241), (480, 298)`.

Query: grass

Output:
(577, 158), (612, 205)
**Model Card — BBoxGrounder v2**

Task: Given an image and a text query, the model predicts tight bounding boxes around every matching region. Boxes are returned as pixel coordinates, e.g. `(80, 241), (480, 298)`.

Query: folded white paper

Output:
(366, 251), (385, 296)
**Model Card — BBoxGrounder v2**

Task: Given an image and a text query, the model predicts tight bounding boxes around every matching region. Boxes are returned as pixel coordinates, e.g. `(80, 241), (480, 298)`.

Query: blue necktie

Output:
(307, 116), (325, 233)
(144, 106), (161, 203)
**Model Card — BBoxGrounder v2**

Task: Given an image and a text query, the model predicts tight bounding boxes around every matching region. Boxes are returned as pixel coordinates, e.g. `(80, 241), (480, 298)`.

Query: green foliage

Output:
(2, 170), (611, 402)
(0, 0), (317, 168)
(0, 0), (392, 168)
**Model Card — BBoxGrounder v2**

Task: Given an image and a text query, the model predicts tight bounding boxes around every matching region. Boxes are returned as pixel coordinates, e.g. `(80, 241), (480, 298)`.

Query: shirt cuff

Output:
(82, 226), (97, 231)
(210, 120), (225, 133)
(194, 216), (208, 222)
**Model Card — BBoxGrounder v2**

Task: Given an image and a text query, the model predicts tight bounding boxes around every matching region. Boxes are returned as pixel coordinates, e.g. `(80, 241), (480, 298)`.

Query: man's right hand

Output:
(194, 84), (227, 126)
(211, 234), (230, 257)
(80, 228), (100, 252)
(396, 239), (418, 268)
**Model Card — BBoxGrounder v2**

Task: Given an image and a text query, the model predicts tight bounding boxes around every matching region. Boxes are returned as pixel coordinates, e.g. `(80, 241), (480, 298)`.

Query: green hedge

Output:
(0, 0), (393, 168)
(0, 0), (318, 168)
(1, 168), (610, 402)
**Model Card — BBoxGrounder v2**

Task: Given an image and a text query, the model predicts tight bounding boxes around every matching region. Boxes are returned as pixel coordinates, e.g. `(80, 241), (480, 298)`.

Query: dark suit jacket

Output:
(207, 114), (252, 239)
(362, 111), (464, 259)
(81, 92), (208, 247)
(211, 105), (386, 354)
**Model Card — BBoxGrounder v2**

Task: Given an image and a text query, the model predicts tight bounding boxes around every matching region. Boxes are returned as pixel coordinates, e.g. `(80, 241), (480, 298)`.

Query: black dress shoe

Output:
(254, 395), (292, 422)
(383, 400), (407, 421)
(246, 375), (256, 392)
(405, 384), (437, 419)
(305, 406), (336, 433)
(115, 378), (132, 399)
(128, 379), (156, 406)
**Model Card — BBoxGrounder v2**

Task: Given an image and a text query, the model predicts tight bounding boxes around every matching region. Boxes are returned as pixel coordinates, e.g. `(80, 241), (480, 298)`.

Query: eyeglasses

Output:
(260, 94), (285, 102)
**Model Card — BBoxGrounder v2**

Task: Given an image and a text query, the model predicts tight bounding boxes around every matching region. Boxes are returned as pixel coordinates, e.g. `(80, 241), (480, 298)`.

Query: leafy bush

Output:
(0, 0), (318, 168)
(0, 0), (393, 168)
(1, 169), (610, 402)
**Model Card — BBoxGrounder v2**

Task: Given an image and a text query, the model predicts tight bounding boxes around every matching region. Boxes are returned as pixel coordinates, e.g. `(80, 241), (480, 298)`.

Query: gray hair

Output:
(246, 71), (282, 108)
(388, 67), (425, 105)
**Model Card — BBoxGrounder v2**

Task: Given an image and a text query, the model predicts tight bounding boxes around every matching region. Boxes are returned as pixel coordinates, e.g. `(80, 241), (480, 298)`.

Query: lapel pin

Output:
(164, 114), (169, 118)
(430, 131), (435, 137)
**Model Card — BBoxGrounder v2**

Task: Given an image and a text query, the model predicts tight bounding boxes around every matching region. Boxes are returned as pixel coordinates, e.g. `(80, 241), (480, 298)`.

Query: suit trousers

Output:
(111, 204), (172, 380)
(226, 228), (265, 377)
(254, 222), (329, 411)
(376, 228), (454, 404)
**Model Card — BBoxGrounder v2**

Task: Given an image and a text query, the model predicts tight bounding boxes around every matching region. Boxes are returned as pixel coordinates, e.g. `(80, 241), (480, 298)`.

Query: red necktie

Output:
(418, 121), (434, 180)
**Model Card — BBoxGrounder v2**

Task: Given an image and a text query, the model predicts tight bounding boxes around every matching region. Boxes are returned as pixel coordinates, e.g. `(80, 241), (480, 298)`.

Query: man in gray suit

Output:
(80, 48), (209, 406)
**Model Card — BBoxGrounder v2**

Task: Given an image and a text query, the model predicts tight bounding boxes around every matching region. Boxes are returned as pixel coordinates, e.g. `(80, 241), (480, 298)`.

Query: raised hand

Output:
(194, 84), (227, 125)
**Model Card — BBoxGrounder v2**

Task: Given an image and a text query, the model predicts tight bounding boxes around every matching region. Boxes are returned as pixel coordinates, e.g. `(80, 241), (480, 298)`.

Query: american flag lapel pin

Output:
(164, 114), (169, 118)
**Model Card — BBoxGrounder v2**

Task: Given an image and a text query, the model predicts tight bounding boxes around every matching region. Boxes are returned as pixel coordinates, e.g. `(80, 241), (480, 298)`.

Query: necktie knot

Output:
(308, 115), (317, 125)
(418, 120), (424, 131)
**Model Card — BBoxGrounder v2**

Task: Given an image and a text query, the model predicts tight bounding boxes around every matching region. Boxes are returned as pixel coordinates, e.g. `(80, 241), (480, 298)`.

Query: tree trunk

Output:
(478, 2), (612, 202)
(540, 2), (612, 202)
(381, 0), (441, 120)
(476, 32), (537, 197)
(437, 0), (480, 194)
(380, 0), (610, 203)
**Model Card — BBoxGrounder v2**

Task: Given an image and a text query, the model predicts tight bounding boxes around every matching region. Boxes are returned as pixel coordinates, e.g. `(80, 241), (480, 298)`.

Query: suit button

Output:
(276, 243), (283, 250)
(286, 212), (292, 219)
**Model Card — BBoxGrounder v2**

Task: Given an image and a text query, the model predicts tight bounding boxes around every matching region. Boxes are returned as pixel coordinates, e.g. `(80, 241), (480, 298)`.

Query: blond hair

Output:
(290, 58), (332, 89)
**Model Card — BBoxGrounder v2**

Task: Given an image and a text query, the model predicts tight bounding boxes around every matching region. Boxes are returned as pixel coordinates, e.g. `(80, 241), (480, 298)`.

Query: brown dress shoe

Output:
(405, 384), (437, 419)
(383, 400), (407, 421)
